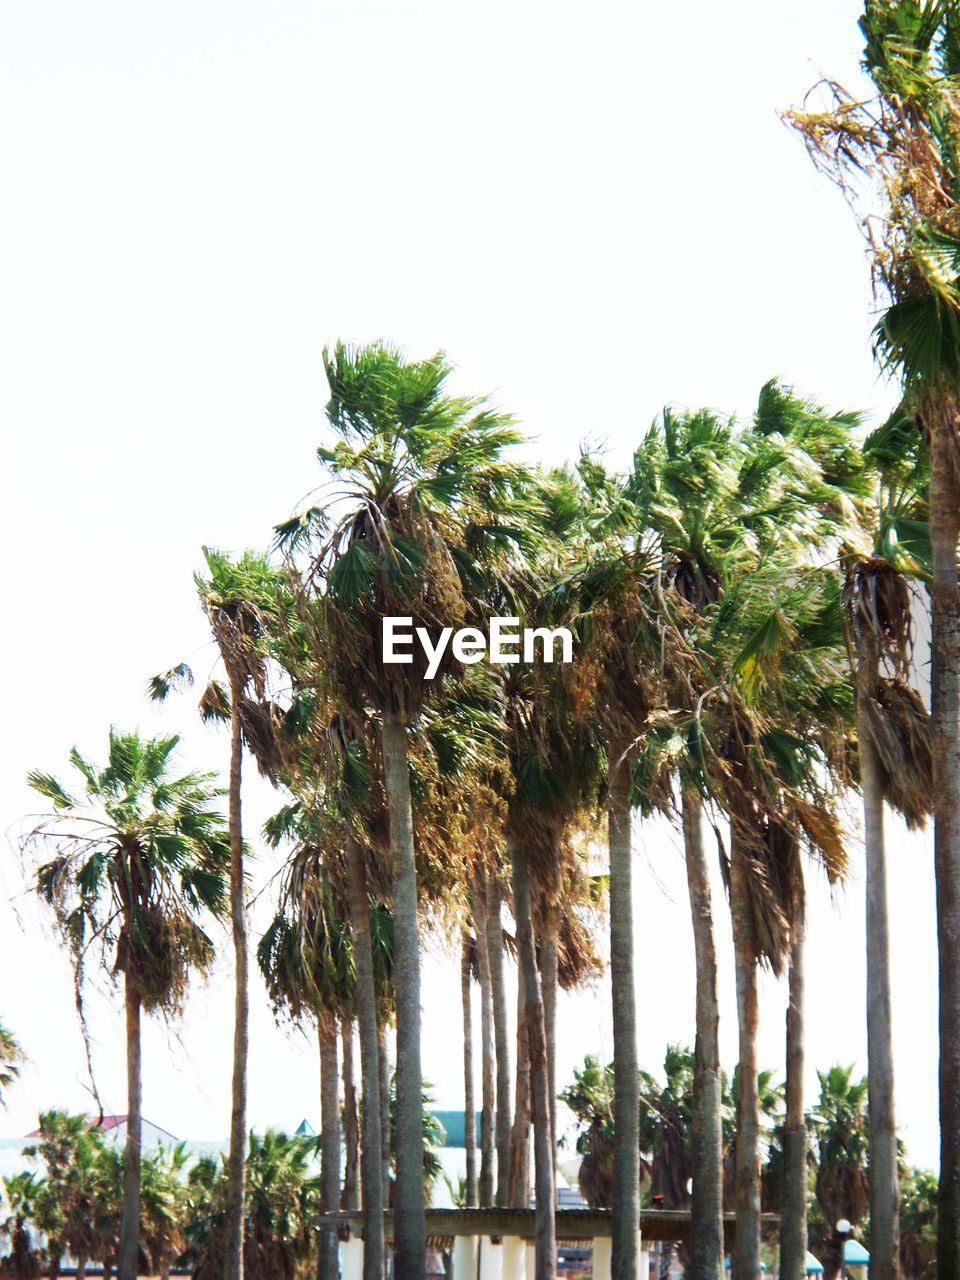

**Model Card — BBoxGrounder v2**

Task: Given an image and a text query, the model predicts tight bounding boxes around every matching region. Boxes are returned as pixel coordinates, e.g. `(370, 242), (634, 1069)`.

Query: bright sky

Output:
(0, 0), (939, 1175)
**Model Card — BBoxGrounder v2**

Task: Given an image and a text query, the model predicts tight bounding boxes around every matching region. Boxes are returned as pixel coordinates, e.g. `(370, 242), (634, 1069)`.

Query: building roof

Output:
(25, 1115), (178, 1143)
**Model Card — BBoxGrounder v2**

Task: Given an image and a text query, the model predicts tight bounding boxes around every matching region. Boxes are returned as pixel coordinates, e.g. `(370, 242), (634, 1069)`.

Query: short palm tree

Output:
(899, 1166), (938, 1280)
(24, 731), (230, 1280)
(138, 1143), (189, 1280)
(1, 1171), (42, 1279)
(278, 340), (525, 1280)
(560, 1055), (616, 1209)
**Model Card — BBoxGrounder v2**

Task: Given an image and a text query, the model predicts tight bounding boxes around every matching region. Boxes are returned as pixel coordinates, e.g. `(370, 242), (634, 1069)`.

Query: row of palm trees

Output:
(15, 8), (960, 1280)
(561, 1049), (938, 1280)
(0, 1109), (333, 1280)
(19, 346), (930, 1280)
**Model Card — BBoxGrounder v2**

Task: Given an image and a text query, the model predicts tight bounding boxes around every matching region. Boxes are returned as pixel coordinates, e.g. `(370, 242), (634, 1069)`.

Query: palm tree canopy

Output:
(0, 1023), (23, 1105)
(278, 341), (530, 719)
(25, 729), (230, 1012)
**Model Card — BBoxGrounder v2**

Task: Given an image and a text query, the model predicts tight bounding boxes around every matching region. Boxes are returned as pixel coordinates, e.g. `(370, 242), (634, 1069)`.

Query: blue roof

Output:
(805, 1252), (824, 1274)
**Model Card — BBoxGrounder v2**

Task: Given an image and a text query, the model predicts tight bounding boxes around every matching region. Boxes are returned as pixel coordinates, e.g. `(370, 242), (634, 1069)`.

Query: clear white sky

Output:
(0, 0), (939, 1173)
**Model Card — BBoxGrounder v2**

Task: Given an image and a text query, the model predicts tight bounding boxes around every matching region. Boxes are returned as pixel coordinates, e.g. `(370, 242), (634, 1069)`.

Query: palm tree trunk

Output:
(681, 788), (723, 1280)
(929, 418), (960, 1280)
(342, 1021), (360, 1211)
(380, 713), (426, 1280)
(225, 691), (247, 1280)
(508, 962), (531, 1208)
(77, 1254), (87, 1280)
(730, 840), (761, 1280)
(510, 841), (555, 1280)
(473, 886), (496, 1207)
(118, 974), (141, 1280)
(780, 892), (807, 1280)
(540, 900), (559, 1161)
(378, 1021), (392, 1205)
(608, 753), (639, 1280)
(318, 1013), (341, 1280)
(345, 837), (385, 1280)
(858, 678), (899, 1280)
(484, 877), (513, 1207)
(461, 931), (478, 1208)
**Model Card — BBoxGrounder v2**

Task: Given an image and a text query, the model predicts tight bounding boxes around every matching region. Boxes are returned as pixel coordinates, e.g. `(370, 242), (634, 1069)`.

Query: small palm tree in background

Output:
(0, 1170), (42, 1279)
(0, 1023), (23, 1105)
(560, 1055), (616, 1210)
(23, 731), (230, 1280)
(809, 1066), (870, 1280)
(899, 1166), (938, 1280)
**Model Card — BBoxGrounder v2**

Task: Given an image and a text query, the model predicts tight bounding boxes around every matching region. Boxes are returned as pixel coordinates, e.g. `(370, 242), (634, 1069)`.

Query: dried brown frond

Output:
(864, 676), (934, 828)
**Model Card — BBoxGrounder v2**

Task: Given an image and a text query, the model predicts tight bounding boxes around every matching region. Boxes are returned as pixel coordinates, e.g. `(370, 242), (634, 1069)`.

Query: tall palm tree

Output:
(277, 341), (525, 1280)
(24, 731), (229, 1280)
(195, 549), (292, 1280)
(625, 389), (860, 1279)
(788, 11), (960, 1267)
(460, 928), (478, 1207)
(843, 411), (933, 1280)
(569, 460), (672, 1280)
(152, 548), (293, 1280)
(699, 552), (851, 1280)
(498, 472), (606, 1275)
(625, 405), (744, 1280)
(471, 881), (497, 1207)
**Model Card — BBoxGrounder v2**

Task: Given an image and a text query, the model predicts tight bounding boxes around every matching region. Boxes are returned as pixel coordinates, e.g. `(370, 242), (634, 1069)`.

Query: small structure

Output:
(805, 1251), (825, 1276)
(844, 1238), (870, 1279)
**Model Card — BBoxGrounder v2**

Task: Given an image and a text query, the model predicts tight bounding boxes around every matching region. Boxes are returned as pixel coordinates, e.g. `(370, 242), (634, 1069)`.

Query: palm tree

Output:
(482, 872), (513, 1207)
(470, 880), (497, 1206)
(625, 389), (860, 1280)
(460, 929), (478, 1207)
(1, 1171), (42, 1279)
(24, 731), (230, 1280)
(139, 1143), (190, 1280)
(625, 405), (744, 1280)
(809, 1066), (870, 1280)
(565, 459), (674, 1280)
(278, 341), (525, 1280)
(195, 548), (293, 1280)
(899, 1167), (938, 1280)
(0, 1023), (23, 1104)
(151, 549), (293, 1280)
(560, 1056), (616, 1209)
(257, 837), (356, 1280)
(844, 411), (933, 1280)
(23, 1112), (109, 1280)
(787, 11), (960, 1267)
